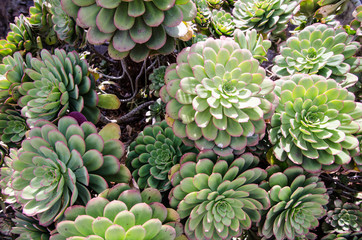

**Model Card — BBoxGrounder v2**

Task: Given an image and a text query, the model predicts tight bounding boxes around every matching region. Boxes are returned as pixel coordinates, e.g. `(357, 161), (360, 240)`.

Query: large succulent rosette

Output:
(160, 37), (277, 155)
(126, 121), (197, 192)
(169, 151), (269, 240)
(60, 0), (197, 62)
(272, 24), (361, 87)
(269, 74), (362, 173)
(50, 184), (184, 240)
(259, 166), (329, 240)
(232, 0), (300, 34)
(18, 49), (99, 126)
(0, 116), (129, 226)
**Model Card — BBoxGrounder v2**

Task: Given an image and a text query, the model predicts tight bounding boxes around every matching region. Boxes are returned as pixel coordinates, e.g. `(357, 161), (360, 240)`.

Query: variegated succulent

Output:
(160, 37), (277, 155)
(272, 24), (361, 87)
(0, 15), (37, 60)
(0, 116), (129, 226)
(259, 166), (329, 240)
(0, 52), (31, 105)
(269, 74), (362, 173)
(232, 0), (300, 34)
(145, 98), (166, 124)
(325, 200), (362, 234)
(0, 105), (28, 144)
(127, 121), (197, 192)
(60, 0), (197, 62)
(169, 151), (269, 240)
(210, 9), (235, 36)
(50, 184), (183, 240)
(234, 29), (271, 62)
(18, 49), (99, 126)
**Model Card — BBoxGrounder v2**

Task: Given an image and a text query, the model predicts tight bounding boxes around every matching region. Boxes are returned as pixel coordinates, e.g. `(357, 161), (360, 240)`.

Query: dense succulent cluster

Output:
(270, 74), (361, 173)
(0, 106), (28, 144)
(232, 0), (300, 34)
(160, 37), (277, 155)
(149, 66), (166, 97)
(127, 121), (197, 192)
(211, 9), (235, 36)
(194, 0), (212, 30)
(60, 0), (197, 62)
(325, 200), (362, 234)
(259, 166), (329, 240)
(0, 116), (129, 226)
(234, 29), (271, 62)
(51, 185), (183, 240)
(272, 24), (361, 86)
(169, 151), (269, 240)
(18, 49), (99, 126)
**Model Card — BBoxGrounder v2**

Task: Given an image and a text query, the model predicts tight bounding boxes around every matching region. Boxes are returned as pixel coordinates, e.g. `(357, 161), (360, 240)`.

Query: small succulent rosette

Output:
(160, 37), (277, 156)
(169, 151), (269, 240)
(50, 184), (184, 240)
(0, 116), (129, 226)
(60, 0), (197, 62)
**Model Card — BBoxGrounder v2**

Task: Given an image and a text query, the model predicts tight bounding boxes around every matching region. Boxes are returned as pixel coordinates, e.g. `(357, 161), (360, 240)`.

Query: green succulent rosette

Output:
(18, 49), (99, 126)
(325, 200), (362, 234)
(194, 0), (212, 31)
(60, 0), (197, 62)
(145, 98), (166, 124)
(0, 52), (31, 106)
(149, 66), (166, 97)
(0, 105), (28, 144)
(12, 210), (51, 240)
(269, 74), (362, 173)
(232, 0), (300, 34)
(207, 0), (224, 8)
(0, 149), (18, 205)
(259, 166), (329, 240)
(169, 151), (269, 240)
(0, 116), (129, 226)
(272, 24), (361, 87)
(351, 6), (362, 36)
(160, 37), (277, 155)
(0, 15), (37, 60)
(50, 185), (183, 240)
(210, 9), (235, 37)
(127, 121), (197, 192)
(234, 29), (271, 63)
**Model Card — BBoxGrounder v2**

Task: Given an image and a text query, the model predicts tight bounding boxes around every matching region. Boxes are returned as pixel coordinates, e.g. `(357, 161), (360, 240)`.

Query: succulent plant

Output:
(12, 210), (51, 240)
(351, 6), (362, 36)
(210, 9), (235, 36)
(45, 0), (86, 45)
(0, 149), (17, 205)
(234, 29), (271, 62)
(269, 74), (362, 173)
(149, 66), (166, 97)
(18, 49), (100, 126)
(160, 37), (277, 155)
(0, 52), (31, 105)
(315, 0), (350, 20)
(272, 24), (361, 87)
(194, 0), (212, 30)
(321, 232), (362, 240)
(0, 105), (28, 144)
(259, 166), (329, 240)
(50, 184), (183, 240)
(60, 0), (197, 62)
(207, 0), (225, 8)
(127, 121), (197, 192)
(1, 116), (129, 226)
(145, 98), (166, 124)
(325, 200), (362, 234)
(232, 0), (299, 35)
(169, 151), (269, 240)
(0, 15), (37, 60)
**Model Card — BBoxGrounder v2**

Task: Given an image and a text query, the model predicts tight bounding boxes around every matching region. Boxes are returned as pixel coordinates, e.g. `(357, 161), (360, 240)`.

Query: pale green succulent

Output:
(272, 24), (361, 87)
(61, 0), (197, 62)
(232, 0), (300, 34)
(160, 37), (277, 155)
(210, 9), (235, 36)
(259, 166), (329, 240)
(270, 74), (362, 173)
(0, 116), (129, 226)
(169, 151), (269, 240)
(50, 185), (183, 240)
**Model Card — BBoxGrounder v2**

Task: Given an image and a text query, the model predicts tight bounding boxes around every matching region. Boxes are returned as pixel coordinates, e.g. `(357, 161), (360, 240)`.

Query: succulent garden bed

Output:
(0, 0), (361, 239)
